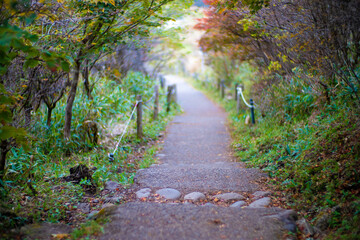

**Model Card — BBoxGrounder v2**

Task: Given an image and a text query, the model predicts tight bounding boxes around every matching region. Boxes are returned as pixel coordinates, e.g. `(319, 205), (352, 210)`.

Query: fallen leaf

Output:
(51, 233), (69, 239)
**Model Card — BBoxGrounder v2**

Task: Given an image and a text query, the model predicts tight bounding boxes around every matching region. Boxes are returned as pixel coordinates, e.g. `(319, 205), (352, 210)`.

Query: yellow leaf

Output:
(218, 8), (226, 14)
(51, 233), (69, 239)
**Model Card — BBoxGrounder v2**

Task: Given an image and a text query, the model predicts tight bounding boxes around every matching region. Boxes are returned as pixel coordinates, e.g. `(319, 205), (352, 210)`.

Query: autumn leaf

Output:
(51, 233), (70, 239)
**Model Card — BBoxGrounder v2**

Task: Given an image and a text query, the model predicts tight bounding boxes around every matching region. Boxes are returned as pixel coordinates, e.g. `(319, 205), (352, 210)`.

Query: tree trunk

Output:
(0, 140), (9, 180)
(24, 103), (32, 128)
(83, 64), (93, 100)
(47, 107), (53, 127)
(64, 61), (81, 140)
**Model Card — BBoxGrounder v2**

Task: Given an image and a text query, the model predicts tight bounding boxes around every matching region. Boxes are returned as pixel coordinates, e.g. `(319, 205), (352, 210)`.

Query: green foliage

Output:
(0, 84), (27, 145)
(0, 71), (180, 230)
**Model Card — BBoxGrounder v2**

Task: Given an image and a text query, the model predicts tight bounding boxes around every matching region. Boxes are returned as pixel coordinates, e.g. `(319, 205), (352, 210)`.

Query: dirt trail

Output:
(99, 75), (296, 240)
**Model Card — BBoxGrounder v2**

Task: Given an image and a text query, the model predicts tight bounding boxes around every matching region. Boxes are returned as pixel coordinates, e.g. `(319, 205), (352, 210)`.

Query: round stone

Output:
(156, 188), (181, 200)
(203, 203), (216, 207)
(248, 197), (271, 208)
(252, 191), (271, 200)
(213, 192), (245, 202)
(230, 201), (247, 207)
(136, 188), (151, 199)
(105, 181), (120, 191)
(184, 192), (206, 202)
(76, 203), (90, 213)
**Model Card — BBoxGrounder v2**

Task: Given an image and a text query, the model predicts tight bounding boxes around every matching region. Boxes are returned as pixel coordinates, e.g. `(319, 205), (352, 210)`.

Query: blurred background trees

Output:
(197, 0), (360, 108)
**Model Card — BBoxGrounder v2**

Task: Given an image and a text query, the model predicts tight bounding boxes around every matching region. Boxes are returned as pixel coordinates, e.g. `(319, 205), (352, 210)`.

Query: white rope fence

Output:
(109, 101), (140, 161)
(108, 83), (177, 161)
(237, 87), (256, 108)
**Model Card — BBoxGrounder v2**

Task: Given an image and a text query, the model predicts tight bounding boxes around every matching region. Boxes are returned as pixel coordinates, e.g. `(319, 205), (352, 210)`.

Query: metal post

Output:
(154, 85), (159, 120)
(221, 80), (225, 99)
(108, 153), (114, 162)
(250, 99), (255, 124)
(137, 95), (143, 138)
(234, 83), (239, 101)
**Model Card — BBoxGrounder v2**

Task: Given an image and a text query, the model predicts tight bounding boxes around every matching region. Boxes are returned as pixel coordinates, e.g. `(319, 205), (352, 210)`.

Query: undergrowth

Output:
(0, 72), (180, 234)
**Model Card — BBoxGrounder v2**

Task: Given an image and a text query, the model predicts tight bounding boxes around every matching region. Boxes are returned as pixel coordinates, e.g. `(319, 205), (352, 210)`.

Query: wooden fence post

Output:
(234, 83), (239, 101)
(172, 84), (177, 104)
(166, 85), (173, 112)
(160, 76), (165, 89)
(237, 89), (241, 114)
(221, 80), (225, 99)
(154, 85), (159, 120)
(137, 95), (143, 138)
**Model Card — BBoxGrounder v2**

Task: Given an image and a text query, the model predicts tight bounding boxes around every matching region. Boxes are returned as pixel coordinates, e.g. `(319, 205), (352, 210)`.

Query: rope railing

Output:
(218, 80), (257, 124)
(108, 83), (177, 162)
(110, 100), (139, 160)
(237, 87), (255, 108)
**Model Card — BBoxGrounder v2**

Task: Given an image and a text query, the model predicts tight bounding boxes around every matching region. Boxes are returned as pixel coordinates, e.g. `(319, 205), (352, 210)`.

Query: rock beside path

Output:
(20, 223), (72, 240)
(184, 192), (206, 201)
(252, 191), (271, 200)
(248, 197), (271, 208)
(278, 210), (298, 233)
(213, 192), (245, 202)
(105, 196), (123, 204)
(76, 203), (90, 213)
(105, 181), (120, 191)
(156, 188), (181, 200)
(88, 210), (99, 219)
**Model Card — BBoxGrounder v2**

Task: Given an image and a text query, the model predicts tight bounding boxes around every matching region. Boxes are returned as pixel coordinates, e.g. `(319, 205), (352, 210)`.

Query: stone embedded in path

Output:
(184, 192), (206, 201)
(248, 197), (271, 208)
(252, 191), (271, 200)
(213, 192), (245, 202)
(136, 188), (151, 199)
(156, 188), (181, 200)
(230, 201), (247, 208)
(203, 203), (216, 207)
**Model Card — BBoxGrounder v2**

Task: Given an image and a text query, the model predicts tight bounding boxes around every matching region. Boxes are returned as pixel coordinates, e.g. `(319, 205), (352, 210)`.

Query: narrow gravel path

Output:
(99, 76), (296, 240)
